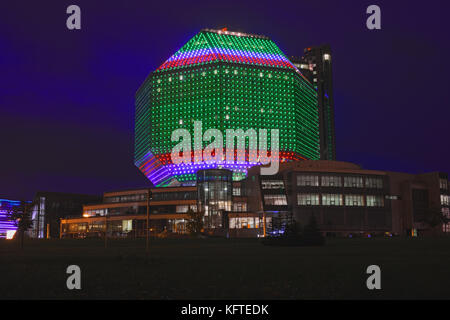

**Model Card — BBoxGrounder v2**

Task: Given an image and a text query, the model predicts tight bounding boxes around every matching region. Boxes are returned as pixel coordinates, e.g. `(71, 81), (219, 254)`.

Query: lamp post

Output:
(104, 214), (108, 248)
(263, 211), (266, 237)
(146, 189), (152, 256)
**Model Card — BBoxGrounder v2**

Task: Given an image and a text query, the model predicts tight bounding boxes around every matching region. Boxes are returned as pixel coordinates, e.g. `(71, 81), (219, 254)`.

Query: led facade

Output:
(135, 29), (320, 186)
(0, 199), (21, 239)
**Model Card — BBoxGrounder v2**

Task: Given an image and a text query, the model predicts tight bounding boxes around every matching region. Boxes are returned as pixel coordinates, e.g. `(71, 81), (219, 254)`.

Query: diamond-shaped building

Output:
(135, 29), (320, 186)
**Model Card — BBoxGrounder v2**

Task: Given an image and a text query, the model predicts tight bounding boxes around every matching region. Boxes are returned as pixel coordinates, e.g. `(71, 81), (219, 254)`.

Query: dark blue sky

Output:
(1, 1), (449, 200)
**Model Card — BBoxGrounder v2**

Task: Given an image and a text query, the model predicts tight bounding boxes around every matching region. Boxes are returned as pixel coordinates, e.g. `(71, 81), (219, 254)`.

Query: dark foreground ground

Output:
(1, 236), (450, 299)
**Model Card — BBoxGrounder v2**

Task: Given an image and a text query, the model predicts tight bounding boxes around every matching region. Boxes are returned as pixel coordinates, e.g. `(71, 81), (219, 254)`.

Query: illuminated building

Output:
(197, 169), (233, 229)
(135, 28), (320, 186)
(0, 199), (22, 239)
(60, 31), (449, 238)
(60, 162), (450, 238)
(290, 45), (336, 160)
(28, 192), (101, 239)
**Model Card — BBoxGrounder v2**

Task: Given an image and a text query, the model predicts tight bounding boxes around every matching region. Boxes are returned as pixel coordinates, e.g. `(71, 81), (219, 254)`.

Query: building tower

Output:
(290, 45), (336, 160)
(135, 29), (320, 186)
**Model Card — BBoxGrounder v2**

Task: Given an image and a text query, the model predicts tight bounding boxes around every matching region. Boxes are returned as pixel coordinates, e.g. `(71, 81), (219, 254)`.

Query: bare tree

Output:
(186, 208), (204, 236)
(418, 206), (449, 235)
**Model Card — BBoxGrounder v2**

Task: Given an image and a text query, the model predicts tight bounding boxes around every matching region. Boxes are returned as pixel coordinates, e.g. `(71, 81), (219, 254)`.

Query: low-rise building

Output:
(60, 161), (450, 238)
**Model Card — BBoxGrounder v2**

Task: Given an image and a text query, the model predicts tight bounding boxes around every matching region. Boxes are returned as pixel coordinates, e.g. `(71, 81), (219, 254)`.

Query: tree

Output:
(302, 214), (325, 246)
(7, 201), (33, 249)
(418, 207), (449, 235)
(284, 219), (302, 237)
(186, 208), (203, 236)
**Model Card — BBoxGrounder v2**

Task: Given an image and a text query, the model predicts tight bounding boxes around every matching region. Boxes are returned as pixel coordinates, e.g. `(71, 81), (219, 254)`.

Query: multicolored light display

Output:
(135, 29), (320, 186)
(0, 199), (21, 239)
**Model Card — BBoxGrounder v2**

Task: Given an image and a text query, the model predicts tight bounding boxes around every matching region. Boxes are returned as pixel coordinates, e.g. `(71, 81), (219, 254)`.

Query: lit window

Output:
(441, 195), (449, 206)
(321, 176), (341, 187)
(297, 194), (319, 206)
(366, 177), (383, 189)
(440, 179), (448, 190)
(366, 195), (384, 207)
(233, 202), (247, 212)
(297, 175), (319, 186)
(264, 194), (287, 206)
(345, 195), (364, 206)
(344, 176), (364, 188)
(261, 180), (284, 190)
(322, 194), (343, 206)
(442, 208), (450, 232)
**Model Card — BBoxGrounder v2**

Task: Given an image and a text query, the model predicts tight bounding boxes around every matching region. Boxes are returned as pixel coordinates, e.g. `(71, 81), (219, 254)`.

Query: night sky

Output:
(1, 1), (449, 200)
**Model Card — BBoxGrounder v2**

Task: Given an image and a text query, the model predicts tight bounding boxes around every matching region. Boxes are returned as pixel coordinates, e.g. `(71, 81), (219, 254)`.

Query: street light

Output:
(104, 213), (108, 248)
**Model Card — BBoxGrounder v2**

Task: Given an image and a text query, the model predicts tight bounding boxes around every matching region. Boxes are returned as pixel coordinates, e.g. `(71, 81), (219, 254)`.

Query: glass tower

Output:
(290, 45), (336, 160)
(197, 169), (232, 229)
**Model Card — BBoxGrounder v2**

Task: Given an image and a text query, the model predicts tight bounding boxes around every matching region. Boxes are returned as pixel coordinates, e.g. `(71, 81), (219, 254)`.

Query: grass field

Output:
(1, 236), (450, 299)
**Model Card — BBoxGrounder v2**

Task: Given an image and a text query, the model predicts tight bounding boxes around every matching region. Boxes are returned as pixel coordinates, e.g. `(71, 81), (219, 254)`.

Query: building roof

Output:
(33, 191), (101, 199)
(248, 160), (387, 176)
(155, 29), (300, 73)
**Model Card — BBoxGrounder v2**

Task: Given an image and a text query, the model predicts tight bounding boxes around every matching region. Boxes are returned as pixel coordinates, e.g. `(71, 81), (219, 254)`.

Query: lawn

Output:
(1, 236), (450, 299)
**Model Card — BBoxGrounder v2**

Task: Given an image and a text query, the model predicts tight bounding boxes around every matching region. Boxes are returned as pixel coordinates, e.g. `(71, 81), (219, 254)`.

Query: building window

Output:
(322, 194), (343, 206)
(297, 194), (319, 206)
(441, 195), (449, 206)
(233, 202), (247, 212)
(122, 220), (133, 232)
(264, 194), (288, 206)
(176, 205), (197, 213)
(366, 195), (384, 207)
(104, 194), (147, 203)
(366, 177), (383, 189)
(83, 209), (107, 217)
(345, 194), (364, 206)
(261, 180), (285, 190)
(233, 187), (241, 196)
(176, 205), (188, 213)
(442, 208), (450, 232)
(297, 175), (319, 187)
(440, 179), (448, 190)
(344, 176), (364, 188)
(321, 176), (342, 187)
(229, 217), (261, 229)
